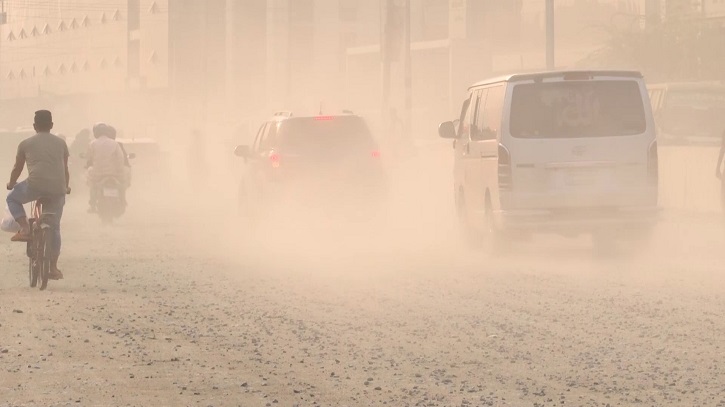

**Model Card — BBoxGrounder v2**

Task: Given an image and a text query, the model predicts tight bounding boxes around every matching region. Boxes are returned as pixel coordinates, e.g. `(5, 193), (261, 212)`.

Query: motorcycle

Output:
(95, 176), (126, 223)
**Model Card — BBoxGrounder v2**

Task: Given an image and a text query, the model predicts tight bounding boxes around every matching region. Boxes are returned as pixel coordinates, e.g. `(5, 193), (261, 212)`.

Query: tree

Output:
(578, 16), (725, 83)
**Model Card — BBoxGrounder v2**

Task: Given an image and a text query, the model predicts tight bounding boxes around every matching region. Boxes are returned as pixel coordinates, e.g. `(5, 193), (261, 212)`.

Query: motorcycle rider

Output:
(6, 110), (70, 280)
(86, 123), (125, 213)
(107, 125), (131, 200)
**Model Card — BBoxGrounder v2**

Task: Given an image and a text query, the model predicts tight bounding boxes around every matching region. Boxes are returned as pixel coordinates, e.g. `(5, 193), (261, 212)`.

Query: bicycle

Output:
(26, 199), (55, 291)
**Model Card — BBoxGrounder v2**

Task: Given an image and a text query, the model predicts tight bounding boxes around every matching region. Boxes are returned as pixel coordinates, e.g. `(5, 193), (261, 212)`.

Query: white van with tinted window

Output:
(439, 71), (659, 252)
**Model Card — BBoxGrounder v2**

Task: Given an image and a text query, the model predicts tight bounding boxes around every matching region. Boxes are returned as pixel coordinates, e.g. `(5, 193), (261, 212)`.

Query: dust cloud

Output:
(3, 2), (725, 406)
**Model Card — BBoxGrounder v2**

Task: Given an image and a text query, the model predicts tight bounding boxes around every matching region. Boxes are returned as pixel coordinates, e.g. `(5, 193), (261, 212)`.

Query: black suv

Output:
(234, 112), (387, 222)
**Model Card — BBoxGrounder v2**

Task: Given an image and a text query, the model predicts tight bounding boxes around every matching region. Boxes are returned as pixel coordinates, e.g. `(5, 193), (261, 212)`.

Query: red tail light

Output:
(269, 152), (281, 168)
(371, 150), (381, 158)
(314, 116), (334, 121)
(498, 144), (512, 191)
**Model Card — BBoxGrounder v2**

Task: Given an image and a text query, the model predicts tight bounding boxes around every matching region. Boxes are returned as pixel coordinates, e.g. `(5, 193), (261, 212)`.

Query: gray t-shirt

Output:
(17, 132), (69, 196)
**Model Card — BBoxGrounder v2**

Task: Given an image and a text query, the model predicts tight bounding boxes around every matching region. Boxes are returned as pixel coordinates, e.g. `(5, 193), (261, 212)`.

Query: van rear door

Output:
(504, 75), (656, 209)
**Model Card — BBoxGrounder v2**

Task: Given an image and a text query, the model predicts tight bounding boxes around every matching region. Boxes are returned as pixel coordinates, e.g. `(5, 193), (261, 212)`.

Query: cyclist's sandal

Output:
(10, 232), (30, 242)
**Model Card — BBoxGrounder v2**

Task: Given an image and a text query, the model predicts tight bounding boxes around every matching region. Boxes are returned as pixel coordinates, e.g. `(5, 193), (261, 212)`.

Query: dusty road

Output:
(2, 153), (725, 407)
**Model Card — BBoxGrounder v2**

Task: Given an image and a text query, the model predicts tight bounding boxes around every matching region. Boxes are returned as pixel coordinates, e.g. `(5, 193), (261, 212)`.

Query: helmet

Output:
(92, 122), (109, 138)
(107, 126), (117, 140)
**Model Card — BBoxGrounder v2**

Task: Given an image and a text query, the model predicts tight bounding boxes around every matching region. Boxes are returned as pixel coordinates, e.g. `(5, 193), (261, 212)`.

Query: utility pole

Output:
(403, 0), (411, 144)
(546, 0), (555, 70)
(381, 0), (393, 138)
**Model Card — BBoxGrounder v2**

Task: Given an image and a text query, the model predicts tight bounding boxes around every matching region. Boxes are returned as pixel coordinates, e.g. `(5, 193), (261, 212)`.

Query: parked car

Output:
(648, 82), (725, 146)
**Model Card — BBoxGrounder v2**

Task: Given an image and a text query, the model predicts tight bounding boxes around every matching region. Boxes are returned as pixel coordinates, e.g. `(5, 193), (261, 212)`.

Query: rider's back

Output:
(88, 136), (123, 180)
(19, 132), (68, 196)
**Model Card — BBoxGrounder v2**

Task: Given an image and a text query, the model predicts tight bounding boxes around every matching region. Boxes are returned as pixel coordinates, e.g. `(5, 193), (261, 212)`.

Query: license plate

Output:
(103, 188), (120, 198)
(554, 168), (612, 188)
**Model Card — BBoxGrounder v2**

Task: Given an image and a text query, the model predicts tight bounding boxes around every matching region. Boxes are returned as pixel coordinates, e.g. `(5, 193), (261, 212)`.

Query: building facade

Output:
(0, 0), (169, 134)
(0, 0), (663, 139)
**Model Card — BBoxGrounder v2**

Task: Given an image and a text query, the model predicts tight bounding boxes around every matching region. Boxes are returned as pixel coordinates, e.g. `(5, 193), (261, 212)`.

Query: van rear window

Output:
(510, 80), (646, 139)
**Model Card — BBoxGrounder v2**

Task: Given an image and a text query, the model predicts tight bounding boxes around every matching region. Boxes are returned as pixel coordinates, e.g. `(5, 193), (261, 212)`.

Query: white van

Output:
(439, 70), (659, 251)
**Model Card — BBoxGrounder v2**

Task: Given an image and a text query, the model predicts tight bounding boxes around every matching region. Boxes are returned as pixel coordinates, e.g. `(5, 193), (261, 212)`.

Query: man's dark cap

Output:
(34, 110), (53, 126)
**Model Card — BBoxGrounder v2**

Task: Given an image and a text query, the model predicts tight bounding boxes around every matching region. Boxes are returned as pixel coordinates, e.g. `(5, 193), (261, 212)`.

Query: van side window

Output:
(458, 94), (474, 139)
(471, 89), (487, 140)
(481, 85), (505, 140)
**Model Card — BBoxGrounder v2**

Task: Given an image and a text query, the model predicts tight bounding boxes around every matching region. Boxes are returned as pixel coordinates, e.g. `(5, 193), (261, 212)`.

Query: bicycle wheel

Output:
(39, 229), (51, 291)
(28, 221), (39, 288)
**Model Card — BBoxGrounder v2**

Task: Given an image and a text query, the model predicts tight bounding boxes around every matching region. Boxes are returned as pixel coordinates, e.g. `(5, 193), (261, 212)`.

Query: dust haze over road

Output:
(1, 1), (725, 405)
(1, 134), (724, 407)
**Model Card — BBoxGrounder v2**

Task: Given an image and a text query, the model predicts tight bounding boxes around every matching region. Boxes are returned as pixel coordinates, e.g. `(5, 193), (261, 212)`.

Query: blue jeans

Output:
(7, 180), (65, 259)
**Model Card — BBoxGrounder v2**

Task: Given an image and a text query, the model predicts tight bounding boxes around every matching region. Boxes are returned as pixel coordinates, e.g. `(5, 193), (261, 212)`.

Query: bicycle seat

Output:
(34, 198), (57, 221)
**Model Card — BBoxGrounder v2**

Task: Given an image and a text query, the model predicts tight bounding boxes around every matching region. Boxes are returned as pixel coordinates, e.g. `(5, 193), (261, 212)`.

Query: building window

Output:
(70, 18), (79, 29)
(148, 1), (159, 14)
(42, 24), (52, 34)
(100, 58), (108, 70)
(101, 12), (108, 24)
(19, 29), (27, 39)
(58, 21), (67, 31)
(59, 64), (67, 74)
(20, 69), (27, 79)
(7, 31), (15, 41)
(31, 26), (40, 36)
(7, 71), (15, 80)
(81, 16), (90, 27)
(113, 10), (121, 21)
(71, 62), (78, 73)
(113, 57), (123, 68)
(43, 66), (51, 76)
(83, 61), (90, 71)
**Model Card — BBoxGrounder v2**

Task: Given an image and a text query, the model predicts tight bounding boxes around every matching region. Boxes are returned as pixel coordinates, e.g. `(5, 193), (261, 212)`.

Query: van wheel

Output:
(482, 200), (510, 256)
(457, 192), (483, 249)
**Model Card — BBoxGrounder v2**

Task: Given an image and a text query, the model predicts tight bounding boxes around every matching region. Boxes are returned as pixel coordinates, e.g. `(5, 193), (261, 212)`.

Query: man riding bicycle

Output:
(6, 110), (70, 280)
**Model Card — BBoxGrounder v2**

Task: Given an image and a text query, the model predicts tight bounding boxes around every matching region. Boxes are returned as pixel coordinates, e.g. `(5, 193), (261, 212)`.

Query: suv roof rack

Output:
(342, 109), (354, 115)
(273, 111), (293, 117)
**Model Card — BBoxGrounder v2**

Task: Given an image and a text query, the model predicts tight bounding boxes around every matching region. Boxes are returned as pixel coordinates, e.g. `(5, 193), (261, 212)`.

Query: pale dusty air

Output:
(1, 1), (723, 407)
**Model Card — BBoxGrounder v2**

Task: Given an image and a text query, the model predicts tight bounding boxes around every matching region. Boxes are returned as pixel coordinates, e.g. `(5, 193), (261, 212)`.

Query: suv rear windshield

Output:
(510, 80), (646, 139)
(278, 116), (374, 154)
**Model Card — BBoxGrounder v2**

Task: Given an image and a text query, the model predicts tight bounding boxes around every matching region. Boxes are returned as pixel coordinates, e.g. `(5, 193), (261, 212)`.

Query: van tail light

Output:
(269, 152), (281, 168)
(371, 150), (381, 158)
(498, 144), (512, 191)
(647, 140), (658, 186)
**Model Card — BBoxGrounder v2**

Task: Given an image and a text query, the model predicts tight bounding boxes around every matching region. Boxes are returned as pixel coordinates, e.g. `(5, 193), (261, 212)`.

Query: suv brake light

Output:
(371, 150), (381, 158)
(270, 152), (281, 168)
(314, 116), (334, 121)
